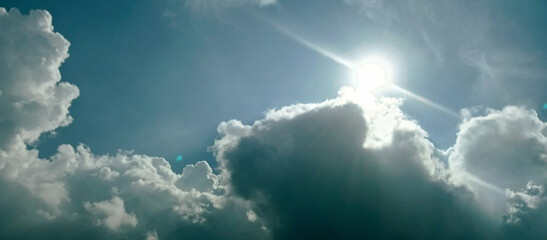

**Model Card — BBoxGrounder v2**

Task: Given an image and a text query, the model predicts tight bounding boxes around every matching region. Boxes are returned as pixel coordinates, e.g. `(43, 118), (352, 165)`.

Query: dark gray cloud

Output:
(503, 182), (547, 239)
(213, 97), (496, 239)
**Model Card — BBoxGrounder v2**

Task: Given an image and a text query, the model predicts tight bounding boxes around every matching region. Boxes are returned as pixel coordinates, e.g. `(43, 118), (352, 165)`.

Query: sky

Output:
(0, 0), (547, 239)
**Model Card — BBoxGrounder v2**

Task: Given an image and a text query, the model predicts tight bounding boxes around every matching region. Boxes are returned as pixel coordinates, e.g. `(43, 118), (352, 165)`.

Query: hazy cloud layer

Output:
(184, 0), (276, 10)
(2, 6), (547, 240)
(341, 0), (547, 106)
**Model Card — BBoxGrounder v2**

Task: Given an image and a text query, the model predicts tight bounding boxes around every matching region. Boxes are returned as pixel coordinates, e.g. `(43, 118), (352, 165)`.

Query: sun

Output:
(352, 60), (391, 92)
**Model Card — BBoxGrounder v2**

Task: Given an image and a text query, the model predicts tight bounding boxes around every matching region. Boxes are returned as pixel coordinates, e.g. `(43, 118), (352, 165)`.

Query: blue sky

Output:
(4, 0), (546, 172)
(1, 1), (547, 239)
(9, 0), (351, 170)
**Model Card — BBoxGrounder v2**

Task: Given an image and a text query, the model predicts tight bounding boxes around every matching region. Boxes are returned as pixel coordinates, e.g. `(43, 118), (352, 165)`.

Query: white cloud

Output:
(0, 8), (268, 240)
(84, 196), (138, 230)
(146, 230), (159, 240)
(2, 5), (547, 240)
(0, 8), (79, 149)
(176, 161), (219, 192)
(447, 105), (547, 239)
(449, 106), (547, 191)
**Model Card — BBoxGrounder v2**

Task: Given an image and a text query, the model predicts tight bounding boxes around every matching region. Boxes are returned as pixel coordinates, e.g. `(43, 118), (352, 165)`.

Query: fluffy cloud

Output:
(213, 92), (496, 239)
(84, 197), (138, 230)
(2, 6), (547, 240)
(0, 7), (79, 211)
(0, 8), (79, 149)
(176, 160), (219, 192)
(503, 182), (547, 239)
(0, 8), (267, 240)
(0, 144), (269, 239)
(447, 106), (547, 240)
(449, 106), (547, 191)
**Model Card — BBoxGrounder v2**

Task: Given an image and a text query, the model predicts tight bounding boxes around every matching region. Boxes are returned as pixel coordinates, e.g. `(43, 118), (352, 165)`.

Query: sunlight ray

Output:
(463, 172), (506, 195)
(391, 85), (461, 119)
(255, 12), (460, 120)
(253, 13), (353, 68)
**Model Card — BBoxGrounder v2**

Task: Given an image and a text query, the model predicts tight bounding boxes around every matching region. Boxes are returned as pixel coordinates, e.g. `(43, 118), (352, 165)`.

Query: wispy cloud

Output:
(153, 0), (277, 17)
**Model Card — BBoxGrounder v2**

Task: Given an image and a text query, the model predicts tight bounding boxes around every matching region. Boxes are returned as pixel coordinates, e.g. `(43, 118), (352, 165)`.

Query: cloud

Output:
(447, 106), (547, 240)
(0, 144), (269, 239)
(2, 6), (547, 240)
(449, 106), (547, 191)
(341, 0), (491, 62)
(0, 7), (79, 211)
(153, 0), (276, 17)
(459, 46), (546, 104)
(342, 0), (547, 106)
(84, 197), (138, 230)
(213, 92), (497, 239)
(185, 0), (276, 10)
(503, 182), (547, 239)
(0, 8), (79, 149)
(176, 160), (219, 192)
(0, 8), (268, 240)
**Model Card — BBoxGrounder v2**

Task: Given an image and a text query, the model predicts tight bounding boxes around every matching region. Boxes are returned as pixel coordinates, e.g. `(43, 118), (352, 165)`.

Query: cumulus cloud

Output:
(449, 106), (547, 192)
(84, 197), (138, 230)
(0, 8), (79, 149)
(447, 106), (547, 240)
(213, 92), (496, 239)
(2, 5), (547, 240)
(0, 143), (269, 239)
(503, 182), (547, 239)
(0, 8), (267, 240)
(176, 160), (219, 192)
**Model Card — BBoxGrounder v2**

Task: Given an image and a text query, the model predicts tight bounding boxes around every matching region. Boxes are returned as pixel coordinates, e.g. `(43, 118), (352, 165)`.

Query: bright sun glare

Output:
(353, 61), (390, 92)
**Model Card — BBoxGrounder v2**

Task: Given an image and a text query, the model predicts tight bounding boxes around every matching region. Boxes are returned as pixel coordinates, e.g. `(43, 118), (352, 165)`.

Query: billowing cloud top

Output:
(1, 6), (547, 240)
(0, 8), (78, 149)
